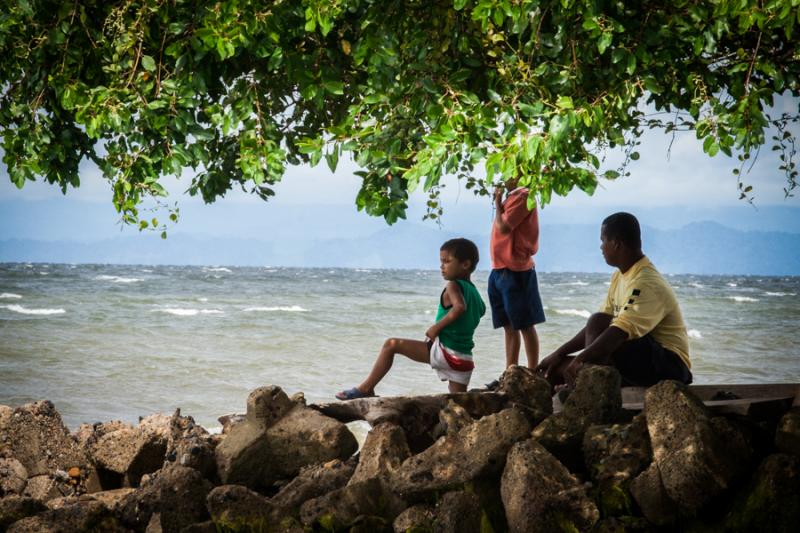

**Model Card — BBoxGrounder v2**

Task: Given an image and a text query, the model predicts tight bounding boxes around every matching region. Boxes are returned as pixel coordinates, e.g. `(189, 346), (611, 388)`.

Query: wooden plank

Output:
(622, 395), (794, 412)
(621, 383), (800, 405)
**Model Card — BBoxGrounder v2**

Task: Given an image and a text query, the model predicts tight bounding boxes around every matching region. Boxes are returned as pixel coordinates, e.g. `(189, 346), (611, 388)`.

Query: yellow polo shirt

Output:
(600, 256), (691, 368)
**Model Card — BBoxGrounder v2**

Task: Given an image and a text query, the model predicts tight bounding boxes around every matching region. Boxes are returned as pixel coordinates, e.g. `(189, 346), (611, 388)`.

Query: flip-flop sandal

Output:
(335, 387), (375, 400)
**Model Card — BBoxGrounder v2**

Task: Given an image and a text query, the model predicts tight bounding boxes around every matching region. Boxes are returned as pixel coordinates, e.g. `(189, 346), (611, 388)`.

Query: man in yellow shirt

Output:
(537, 212), (692, 387)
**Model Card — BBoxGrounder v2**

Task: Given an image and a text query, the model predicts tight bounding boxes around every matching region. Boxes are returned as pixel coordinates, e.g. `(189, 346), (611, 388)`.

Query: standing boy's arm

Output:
(425, 281), (466, 340)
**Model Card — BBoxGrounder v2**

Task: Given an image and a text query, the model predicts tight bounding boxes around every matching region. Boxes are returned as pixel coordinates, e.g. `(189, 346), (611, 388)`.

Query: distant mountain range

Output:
(2, 221), (799, 275)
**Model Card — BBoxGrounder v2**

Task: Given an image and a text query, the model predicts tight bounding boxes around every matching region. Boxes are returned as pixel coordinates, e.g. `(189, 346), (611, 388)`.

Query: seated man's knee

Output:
(586, 312), (613, 331)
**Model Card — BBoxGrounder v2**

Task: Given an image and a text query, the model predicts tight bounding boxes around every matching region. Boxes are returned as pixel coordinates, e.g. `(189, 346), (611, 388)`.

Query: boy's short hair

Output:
(602, 212), (642, 250)
(441, 238), (480, 273)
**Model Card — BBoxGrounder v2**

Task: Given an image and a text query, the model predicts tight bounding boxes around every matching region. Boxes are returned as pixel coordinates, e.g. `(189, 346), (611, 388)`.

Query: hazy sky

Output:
(2, 95), (799, 241)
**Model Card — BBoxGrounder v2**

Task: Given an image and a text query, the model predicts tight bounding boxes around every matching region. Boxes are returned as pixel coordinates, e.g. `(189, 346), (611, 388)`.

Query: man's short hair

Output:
(441, 238), (480, 273)
(602, 212), (642, 250)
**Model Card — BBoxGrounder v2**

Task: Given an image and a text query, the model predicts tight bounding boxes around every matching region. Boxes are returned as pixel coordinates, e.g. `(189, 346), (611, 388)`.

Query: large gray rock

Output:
(49, 488), (135, 515)
(72, 421), (133, 450)
(0, 458), (27, 496)
(22, 475), (64, 502)
(776, 407), (800, 456)
(0, 496), (46, 532)
(433, 491), (482, 533)
(215, 386), (357, 490)
(0, 401), (93, 496)
(271, 458), (356, 511)
(6, 500), (125, 533)
(393, 408), (531, 498)
(118, 465), (212, 532)
(532, 365), (622, 470)
(392, 504), (434, 533)
(583, 413), (651, 516)
(434, 401), (474, 438)
(723, 453), (800, 532)
(644, 380), (751, 516)
(349, 423), (410, 486)
(90, 420), (168, 488)
(497, 365), (553, 424)
(163, 409), (218, 482)
(299, 477), (405, 530)
(207, 484), (299, 533)
(501, 438), (599, 533)
(628, 462), (678, 526)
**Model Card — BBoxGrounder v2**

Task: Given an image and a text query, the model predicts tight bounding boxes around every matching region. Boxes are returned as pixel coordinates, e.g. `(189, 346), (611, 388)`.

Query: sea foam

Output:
(729, 296), (759, 303)
(554, 309), (591, 319)
(0, 293), (22, 299)
(688, 329), (703, 339)
(2, 304), (65, 315)
(95, 275), (142, 283)
(765, 291), (796, 297)
(244, 305), (309, 313)
(156, 308), (224, 316)
(204, 267), (232, 273)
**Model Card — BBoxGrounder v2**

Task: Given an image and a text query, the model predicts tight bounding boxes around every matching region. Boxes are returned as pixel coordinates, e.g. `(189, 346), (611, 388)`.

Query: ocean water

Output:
(1, 263), (798, 432)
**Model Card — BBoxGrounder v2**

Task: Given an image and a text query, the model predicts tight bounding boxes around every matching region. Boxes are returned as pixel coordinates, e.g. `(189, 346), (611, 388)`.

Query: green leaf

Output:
(597, 33), (613, 54)
(323, 81), (344, 95)
(141, 55), (156, 72)
(556, 96), (574, 109)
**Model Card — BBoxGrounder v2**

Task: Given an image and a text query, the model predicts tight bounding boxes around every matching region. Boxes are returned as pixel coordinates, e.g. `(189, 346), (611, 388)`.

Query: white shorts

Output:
(429, 337), (474, 385)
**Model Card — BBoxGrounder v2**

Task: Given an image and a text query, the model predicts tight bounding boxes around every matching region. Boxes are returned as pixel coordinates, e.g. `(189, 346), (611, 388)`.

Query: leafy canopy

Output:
(1, 0), (798, 233)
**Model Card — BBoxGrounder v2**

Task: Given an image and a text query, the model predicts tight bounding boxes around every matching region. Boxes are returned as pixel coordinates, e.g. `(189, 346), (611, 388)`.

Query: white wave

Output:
(156, 308), (224, 316)
(264, 269), (278, 273)
(558, 281), (589, 286)
(355, 269), (372, 272)
(689, 282), (704, 289)
(39, 272), (49, 276)
(765, 291), (796, 297)
(244, 305), (309, 313)
(551, 296), (573, 301)
(141, 269), (154, 273)
(727, 283), (738, 287)
(554, 308), (591, 319)
(204, 267), (232, 273)
(728, 296), (759, 303)
(198, 297), (209, 302)
(2, 304), (65, 315)
(688, 329), (703, 339)
(0, 293), (22, 299)
(95, 275), (142, 283)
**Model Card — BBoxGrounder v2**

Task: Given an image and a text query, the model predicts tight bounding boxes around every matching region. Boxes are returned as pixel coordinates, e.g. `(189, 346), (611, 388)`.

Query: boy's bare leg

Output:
(357, 338), (430, 395)
(448, 381), (467, 393)
(520, 325), (539, 368)
(503, 325), (521, 367)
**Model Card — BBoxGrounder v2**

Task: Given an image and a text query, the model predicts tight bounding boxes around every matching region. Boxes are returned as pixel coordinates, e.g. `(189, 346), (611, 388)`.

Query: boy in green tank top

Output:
(336, 238), (486, 399)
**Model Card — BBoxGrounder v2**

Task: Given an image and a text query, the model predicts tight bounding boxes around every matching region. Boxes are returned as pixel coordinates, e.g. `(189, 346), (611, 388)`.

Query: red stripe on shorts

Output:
(441, 346), (475, 371)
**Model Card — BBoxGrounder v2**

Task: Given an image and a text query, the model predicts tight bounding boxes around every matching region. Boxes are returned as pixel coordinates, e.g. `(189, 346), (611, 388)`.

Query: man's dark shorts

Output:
(612, 334), (693, 386)
(488, 268), (546, 330)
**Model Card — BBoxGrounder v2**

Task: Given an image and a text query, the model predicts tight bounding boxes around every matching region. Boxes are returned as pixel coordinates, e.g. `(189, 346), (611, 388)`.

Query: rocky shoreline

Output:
(1, 365), (799, 532)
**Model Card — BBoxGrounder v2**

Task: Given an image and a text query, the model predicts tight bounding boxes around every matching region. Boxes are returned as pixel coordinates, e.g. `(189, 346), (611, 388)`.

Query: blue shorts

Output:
(488, 268), (546, 330)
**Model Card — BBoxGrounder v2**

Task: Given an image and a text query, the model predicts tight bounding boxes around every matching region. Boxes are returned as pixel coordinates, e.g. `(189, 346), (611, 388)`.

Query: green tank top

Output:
(435, 279), (486, 355)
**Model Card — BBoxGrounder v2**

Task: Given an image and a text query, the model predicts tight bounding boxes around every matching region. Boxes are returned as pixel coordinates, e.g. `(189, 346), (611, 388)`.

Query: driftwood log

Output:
(310, 392), (509, 451)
